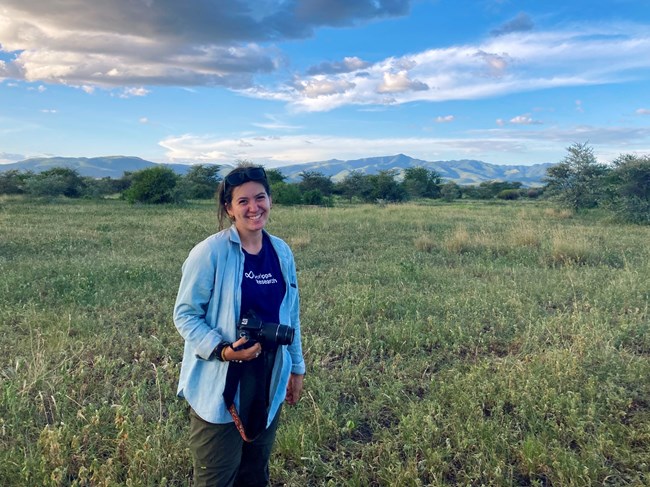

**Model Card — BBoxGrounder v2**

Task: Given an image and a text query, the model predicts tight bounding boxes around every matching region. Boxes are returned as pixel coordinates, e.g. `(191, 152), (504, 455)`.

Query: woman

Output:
(173, 163), (305, 486)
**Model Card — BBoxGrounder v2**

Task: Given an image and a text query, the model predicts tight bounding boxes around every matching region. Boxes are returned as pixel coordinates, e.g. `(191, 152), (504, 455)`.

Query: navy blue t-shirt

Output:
(240, 232), (286, 326)
(235, 233), (287, 434)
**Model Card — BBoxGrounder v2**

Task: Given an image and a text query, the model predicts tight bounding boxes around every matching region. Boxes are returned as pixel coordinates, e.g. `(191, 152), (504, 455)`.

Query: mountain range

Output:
(0, 154), (553, 186)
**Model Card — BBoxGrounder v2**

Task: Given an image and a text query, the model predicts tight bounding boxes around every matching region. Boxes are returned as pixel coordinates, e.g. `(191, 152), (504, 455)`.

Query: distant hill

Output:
(279, 154), (553, 186)
(0, 156), (195, 179)
(0, 154), (554, 186)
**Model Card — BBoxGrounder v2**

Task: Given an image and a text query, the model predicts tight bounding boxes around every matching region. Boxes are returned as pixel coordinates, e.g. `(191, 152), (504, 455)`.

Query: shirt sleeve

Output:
(173, 241), (223, 360)
(287, 252), (306, 375)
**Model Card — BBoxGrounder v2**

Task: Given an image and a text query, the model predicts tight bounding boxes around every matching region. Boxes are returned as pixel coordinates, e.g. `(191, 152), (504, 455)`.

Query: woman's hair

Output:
(217, 162), (271, 229)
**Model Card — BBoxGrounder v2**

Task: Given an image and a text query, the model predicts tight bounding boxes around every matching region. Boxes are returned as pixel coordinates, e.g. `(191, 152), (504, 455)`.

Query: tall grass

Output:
(1, 197), (648, 486)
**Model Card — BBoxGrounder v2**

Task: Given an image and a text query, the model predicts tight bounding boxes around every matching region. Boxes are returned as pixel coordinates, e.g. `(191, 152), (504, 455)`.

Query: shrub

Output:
(497, 189), (521, 200)
(123, 166), (179, 204)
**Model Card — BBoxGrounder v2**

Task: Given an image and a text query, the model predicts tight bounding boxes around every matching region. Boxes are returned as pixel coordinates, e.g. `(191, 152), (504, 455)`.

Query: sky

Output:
(1, 0), (649, 168)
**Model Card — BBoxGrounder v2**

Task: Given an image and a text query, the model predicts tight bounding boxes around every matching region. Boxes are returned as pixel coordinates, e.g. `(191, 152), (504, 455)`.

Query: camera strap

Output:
(223, 354), (271, 443)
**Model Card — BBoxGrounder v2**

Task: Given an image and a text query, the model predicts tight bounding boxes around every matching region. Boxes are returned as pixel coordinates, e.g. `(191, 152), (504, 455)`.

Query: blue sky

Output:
(1, 0), (649, 168)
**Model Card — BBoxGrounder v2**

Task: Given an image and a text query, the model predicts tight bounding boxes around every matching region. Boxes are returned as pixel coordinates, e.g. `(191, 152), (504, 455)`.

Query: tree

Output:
(544, 142), (610, 211)
(271, 181), (302, 205)
(402, 167), (442, 199)
(298, 171), (334, 196)
(124, 166), (179, 204)
(606, 153), (650, 224)
(497, 189), (521, 200)
(335, 171), (374, 202)
(462, 181), (522, 199)
(0, 170), (31, 194)
(368, 170), (406, 202)
(440, 182), (461, 201)
(25, 167), (86, 198)
(178, 164), (221, 199)
(265, 168), (286, 185)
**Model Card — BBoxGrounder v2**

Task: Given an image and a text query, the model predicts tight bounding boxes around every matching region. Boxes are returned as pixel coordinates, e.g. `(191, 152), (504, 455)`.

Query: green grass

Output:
(1, 197), (649, 486)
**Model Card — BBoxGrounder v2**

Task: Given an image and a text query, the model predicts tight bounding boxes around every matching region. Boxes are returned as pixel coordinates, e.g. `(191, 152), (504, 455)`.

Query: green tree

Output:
(266, 168), (286, 185)
(440, 182), (461, 202)
(606, 154), (650, 224)
(302, 189), (324, 205)
(368, 170), (406, 202)
(124, 166), (179, 204)
(25, 167), (86, 198)
(402, 167), (442, 199)
(298, 171), (334, 196)
(497, 189), (521, 200)
(0, 170), (31, 194)
(271, 181), (302, 205)
(335, 171), (374, 202)
(544, 142), (610, 211)
(178, 164), (221, 199)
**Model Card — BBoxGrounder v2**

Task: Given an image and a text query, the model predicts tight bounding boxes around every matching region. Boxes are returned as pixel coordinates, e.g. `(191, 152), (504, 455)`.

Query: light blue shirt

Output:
(173, 226), (305, 425)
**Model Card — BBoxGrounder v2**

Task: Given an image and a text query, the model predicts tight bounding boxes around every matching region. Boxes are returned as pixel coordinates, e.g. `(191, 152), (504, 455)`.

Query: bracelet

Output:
(215, 341), (232, 362)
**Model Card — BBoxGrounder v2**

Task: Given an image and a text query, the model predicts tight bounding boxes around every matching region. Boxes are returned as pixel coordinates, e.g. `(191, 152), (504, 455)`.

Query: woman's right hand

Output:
(222, 337), (262, 362)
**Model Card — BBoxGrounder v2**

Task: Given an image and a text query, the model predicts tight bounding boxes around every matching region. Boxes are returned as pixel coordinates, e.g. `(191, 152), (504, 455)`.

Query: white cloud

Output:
(377, 71), (429, 93)
(118, 87), (150, 98)
(294, 78), (355, 98)
(509, 115), (542, 125)
(248, 23), (650, 112)
(158, 121), (650, 167)
(252, 114), (302, 130)
(307, 56), (371, 75)
(0, 0), (410, 91)
(435, 115), (455, 123)
(636, 108), (650, 115)
(40, 109), (57, 113)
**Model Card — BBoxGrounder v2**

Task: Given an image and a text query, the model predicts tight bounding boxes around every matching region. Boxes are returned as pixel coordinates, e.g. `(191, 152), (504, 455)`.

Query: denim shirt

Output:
(173, 226), (305, 425)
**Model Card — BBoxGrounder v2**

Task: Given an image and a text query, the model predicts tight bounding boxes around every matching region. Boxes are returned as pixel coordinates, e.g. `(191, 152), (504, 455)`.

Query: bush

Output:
(123, 166), (179, 204)
(25, 167), (86, 198)
(606, 154), (650, 224)
(497, 189), (521, 200)
(0, 170), (30, 194)
(302, 189), (323, 205)
(271, 182), (302, 205)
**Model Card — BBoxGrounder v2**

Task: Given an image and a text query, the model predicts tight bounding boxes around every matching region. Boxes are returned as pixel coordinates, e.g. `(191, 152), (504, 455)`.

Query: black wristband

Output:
(214, 341), (231, 362)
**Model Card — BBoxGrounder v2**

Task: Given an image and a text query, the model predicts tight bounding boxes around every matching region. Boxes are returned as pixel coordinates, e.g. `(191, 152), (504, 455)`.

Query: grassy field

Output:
(0, 197), (649, 486)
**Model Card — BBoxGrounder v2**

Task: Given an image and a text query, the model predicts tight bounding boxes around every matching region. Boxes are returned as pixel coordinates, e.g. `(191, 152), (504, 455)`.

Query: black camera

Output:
(237, 310), (294, 347)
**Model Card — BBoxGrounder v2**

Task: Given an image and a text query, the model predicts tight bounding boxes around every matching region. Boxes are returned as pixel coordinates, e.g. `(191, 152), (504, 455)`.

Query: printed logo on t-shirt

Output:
(245, 270), (278, 285)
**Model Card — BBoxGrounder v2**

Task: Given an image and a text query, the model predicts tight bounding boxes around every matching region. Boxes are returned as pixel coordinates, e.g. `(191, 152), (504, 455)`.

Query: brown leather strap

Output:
(228, 404), (253, 443)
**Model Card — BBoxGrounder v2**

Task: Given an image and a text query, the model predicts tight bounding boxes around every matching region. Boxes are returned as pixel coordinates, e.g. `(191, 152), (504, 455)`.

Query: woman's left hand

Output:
(285, 373), (304, 405)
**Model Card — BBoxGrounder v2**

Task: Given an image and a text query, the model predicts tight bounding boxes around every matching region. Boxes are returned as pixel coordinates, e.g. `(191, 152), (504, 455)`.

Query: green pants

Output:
(188, 407), (281, 487)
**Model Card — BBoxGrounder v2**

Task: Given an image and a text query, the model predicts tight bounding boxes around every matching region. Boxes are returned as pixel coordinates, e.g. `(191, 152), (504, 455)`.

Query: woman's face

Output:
(226, 181), (271, 235)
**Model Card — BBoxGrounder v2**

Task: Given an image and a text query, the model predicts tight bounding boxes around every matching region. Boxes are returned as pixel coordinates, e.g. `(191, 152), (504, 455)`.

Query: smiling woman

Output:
(173, 162), (306, 486)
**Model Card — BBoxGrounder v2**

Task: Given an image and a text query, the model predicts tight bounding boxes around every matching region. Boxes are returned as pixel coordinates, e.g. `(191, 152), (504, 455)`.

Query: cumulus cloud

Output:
(436, 115), (455, 123)
(377, 71), (429, 93)
(307, 56), (371, 75)
(0, 0), (410, 90)
(257, 23), (650, 112)
(294, 78), (356, 98)
(491, 12), (534, 36)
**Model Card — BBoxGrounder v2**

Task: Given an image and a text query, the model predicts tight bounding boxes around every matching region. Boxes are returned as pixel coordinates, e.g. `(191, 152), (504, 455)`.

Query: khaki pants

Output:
(188, 407), (281, 487)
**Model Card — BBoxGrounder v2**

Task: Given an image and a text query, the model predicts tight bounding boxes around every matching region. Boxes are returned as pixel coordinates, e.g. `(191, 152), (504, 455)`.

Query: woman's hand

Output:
(222, 337), (262, 362)
(285, 373), (304, 405)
